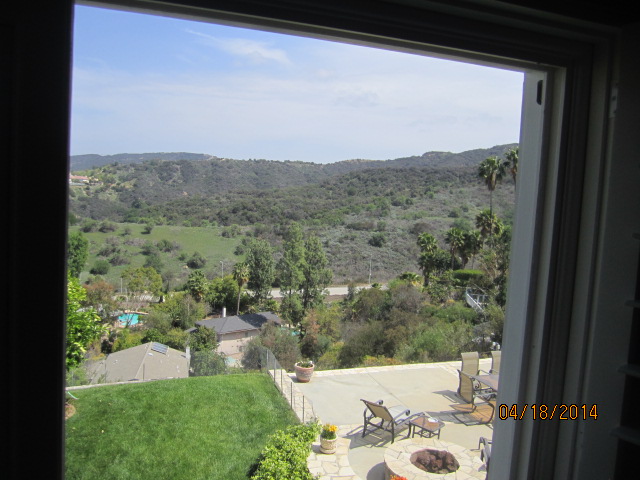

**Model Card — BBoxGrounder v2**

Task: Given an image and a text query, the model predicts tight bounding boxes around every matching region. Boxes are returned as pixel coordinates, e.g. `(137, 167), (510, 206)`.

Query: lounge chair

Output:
(360, 398), (421, 443)
(453, 371), (496, 424)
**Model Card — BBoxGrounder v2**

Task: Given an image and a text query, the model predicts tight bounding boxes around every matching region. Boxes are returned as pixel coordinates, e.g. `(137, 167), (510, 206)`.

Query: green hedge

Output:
(251, 422), (321, 480)
(452, 269), (484, 285)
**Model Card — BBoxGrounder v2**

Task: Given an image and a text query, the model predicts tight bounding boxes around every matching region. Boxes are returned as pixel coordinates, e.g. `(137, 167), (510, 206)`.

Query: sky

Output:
(70, 5), (524, 164)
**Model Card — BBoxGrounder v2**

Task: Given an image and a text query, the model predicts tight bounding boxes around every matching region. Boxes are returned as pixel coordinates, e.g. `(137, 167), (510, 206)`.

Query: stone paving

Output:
(267, 365), (317, 423)
(268, 360), (494, 480)
(384, 437), (486, 480)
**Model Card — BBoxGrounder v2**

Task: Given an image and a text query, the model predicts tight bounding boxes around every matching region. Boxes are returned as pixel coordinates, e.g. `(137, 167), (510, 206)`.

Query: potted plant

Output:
(294, 359), (314, 383)
(319, 423), (338, 454)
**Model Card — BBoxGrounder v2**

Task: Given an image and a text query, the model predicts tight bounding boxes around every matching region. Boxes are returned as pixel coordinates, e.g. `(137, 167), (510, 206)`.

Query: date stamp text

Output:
(498, 404), (598, 420)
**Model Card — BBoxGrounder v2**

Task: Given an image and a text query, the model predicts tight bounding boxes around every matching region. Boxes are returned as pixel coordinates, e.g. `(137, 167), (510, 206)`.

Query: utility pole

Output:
(368, 258), (372, 285)
(220, 261), (224, 277)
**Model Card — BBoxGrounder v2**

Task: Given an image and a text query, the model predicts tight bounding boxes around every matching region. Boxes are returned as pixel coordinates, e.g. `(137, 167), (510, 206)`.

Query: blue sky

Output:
(71, 5), (524, 164)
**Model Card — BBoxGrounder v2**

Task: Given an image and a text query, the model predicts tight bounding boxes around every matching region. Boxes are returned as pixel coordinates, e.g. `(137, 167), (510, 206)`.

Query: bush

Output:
(90, 259), (110, 275)
(112, 329), (145, 352)
(316, 341), (343, 370)
(251, 423), (321, 480)
(190, 350), (227, 376)
(187, 251), (207, 269)
(368, 232), (386, 247)
(109, 253), (131, 266)
(452, 269), (484, 286)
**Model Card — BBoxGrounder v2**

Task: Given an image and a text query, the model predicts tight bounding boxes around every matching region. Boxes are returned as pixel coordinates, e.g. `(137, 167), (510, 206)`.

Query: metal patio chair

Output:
(360, 398), (421, 443)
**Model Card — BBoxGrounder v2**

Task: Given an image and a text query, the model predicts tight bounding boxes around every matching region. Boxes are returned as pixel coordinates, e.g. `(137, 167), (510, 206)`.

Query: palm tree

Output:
(445, 227), (466, 270)
(417, 232), (438, 255)
(504, 147), (519, 185)
(462, 230), (483, 268)
(478, 155), (507, 219)
(398, 271), (422, 286)
(232, 262), (250, 315)
(476, 209), (504, 242)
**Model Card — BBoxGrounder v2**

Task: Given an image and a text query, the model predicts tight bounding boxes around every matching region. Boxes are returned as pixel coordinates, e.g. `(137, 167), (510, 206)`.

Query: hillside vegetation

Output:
(69, 144), (516, 284)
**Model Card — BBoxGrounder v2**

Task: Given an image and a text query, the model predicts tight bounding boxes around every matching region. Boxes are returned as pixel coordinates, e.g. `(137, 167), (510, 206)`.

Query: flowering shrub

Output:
(320, 424), (337, 440)
(296, 360), (314, 368)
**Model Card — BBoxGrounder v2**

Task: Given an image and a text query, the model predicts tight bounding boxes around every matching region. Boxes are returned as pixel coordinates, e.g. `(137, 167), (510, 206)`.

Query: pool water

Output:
(118, 313), (139, 325)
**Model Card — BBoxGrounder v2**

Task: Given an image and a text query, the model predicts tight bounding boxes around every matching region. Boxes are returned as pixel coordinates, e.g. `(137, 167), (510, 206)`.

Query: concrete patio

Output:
(293, 359), (495, 479)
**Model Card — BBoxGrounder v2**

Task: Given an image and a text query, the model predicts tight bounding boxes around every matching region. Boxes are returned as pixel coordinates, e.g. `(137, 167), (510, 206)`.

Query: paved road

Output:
(269, 285), (371, 298)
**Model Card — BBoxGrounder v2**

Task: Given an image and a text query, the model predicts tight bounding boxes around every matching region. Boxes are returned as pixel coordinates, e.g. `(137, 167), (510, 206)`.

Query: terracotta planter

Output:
(294, 362), (314, 382)
(320, 436), (337, 454)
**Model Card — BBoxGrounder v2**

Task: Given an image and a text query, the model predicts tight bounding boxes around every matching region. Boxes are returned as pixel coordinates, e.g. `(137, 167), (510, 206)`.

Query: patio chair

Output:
(458, 351), (482, 395)
(480, 350), (501, 375)
(453, 372), (496, 424)
(490, 350), (501, 374)
(460, 351), (480, 376)
(478, 437), (492, 476)
(360, 398), (421, 443)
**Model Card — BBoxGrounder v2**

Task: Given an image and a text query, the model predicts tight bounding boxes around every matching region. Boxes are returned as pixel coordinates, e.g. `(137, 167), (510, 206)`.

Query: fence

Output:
(255, 346), (317, 424)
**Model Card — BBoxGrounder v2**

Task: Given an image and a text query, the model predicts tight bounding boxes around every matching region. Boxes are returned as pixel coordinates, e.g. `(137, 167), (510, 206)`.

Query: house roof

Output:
(194, 312), (281, 335)
(86, 342), (189, 384)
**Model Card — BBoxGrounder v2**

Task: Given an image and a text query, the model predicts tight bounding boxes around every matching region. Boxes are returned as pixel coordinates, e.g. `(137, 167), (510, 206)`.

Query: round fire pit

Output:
(411, 448), (460, 474)
(384, 438), (485, 479)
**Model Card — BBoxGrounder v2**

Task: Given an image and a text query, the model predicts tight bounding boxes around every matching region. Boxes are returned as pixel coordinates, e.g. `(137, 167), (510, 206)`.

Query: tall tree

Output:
(232, 262), (250, 315)
(416, 233), (439, 285)
(417, 232), (438, 255)
(475, 209), (504, 241)
(277, 223), (306, 326)
(445, 227), (466, 270)
(504, 146), (519, 185)
(185, 270), (208, 302)
(122, 266), (163, 299)
(277, 223), (305, 297)
(478, 155), (507, 223)
(300, 235), (332, 311)
(245, 238), (275, 305)
(66, 274), (105, 370)
(67, 231), (88, 278)
(462, 230), (483, 268)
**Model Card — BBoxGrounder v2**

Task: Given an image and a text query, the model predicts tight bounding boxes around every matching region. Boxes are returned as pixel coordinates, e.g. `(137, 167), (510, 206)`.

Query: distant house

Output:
(85, 342), (189, 384)
(69, 174), (90, 186)
(191, 312), (282, 359)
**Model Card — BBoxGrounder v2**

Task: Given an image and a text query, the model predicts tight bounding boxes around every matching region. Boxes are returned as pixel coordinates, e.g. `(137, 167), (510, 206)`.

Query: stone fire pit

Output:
(384, 437), (485, 479)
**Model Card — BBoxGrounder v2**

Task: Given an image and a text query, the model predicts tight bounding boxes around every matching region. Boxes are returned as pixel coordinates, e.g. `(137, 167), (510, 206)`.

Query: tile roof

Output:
(195, 312), (281, 335)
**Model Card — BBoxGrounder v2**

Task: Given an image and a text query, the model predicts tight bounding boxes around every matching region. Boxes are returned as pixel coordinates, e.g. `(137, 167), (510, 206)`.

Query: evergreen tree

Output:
(232, 262), (250, 315)
(245, 238), (275, 305)
(67, 231), (88, 278)
(301, 235), (332, 311)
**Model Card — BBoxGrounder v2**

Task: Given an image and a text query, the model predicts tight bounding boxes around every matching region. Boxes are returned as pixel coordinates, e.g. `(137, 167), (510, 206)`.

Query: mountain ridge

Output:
(70, 143), (517, 172)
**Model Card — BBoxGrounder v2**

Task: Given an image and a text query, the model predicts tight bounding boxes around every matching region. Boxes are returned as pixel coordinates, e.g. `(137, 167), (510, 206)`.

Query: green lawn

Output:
(69, 222), (242, 286)
(65, 374), (298, 480)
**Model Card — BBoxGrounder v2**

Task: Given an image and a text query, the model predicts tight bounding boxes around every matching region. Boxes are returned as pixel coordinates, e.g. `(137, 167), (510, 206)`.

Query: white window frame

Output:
(75, 2), (636, 479)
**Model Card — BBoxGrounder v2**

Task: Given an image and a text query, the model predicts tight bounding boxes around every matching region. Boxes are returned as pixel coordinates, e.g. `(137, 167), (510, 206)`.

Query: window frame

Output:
(69, 1), (627, 479)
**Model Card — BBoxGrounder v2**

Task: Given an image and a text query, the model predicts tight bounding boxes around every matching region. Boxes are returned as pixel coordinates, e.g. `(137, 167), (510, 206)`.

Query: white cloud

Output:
(185, 29), (292, 66)
(71, 26), (523, 162)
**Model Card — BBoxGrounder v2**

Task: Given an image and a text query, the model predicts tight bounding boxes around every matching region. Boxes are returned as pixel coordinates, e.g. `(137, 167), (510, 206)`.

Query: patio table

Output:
(473, 374), (499, 392)
(408, 415), (445, 439)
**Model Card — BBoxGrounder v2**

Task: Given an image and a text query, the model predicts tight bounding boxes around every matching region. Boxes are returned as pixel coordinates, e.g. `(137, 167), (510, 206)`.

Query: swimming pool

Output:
(118, 313), (139, 325)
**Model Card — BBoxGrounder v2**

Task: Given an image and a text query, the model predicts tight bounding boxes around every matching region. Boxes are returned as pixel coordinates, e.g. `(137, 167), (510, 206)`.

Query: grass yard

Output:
(70, 222), (241, 286)
(65, 374), (298, 480)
